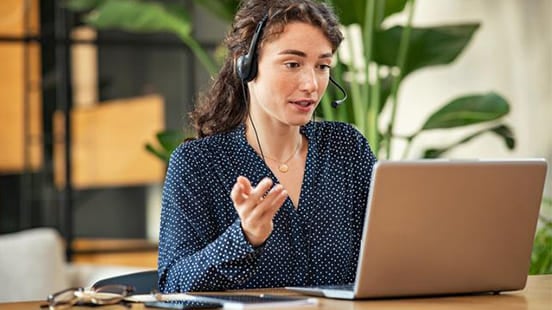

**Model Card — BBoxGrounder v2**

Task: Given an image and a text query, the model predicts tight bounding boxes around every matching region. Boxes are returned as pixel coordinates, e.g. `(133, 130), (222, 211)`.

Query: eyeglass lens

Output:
(48, 285), (133, 309)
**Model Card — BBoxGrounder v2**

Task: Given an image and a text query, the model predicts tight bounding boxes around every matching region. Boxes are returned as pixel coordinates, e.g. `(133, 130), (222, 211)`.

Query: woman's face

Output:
(248, 21), (333, 128)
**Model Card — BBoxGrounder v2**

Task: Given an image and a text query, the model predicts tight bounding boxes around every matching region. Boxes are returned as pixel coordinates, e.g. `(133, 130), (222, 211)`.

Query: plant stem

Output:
(385, 0), (416, 159)
(320, 95), (334, 120)
(333, 63), (349, 121)
(345, 26), (365, 130)
(322, 0), (339, 121)
(374, 0), (386, 29)
(363, 0), (377, 149)
(368, 65), (380, 155)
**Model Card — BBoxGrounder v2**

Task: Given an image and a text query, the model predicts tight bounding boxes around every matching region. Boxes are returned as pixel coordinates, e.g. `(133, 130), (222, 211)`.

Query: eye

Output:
(318, 64), (331, 71)
(285, 62), (300, 69)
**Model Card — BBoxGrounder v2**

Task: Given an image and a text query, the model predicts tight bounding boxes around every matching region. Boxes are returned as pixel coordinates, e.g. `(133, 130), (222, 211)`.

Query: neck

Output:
(245, 117), (303, 161)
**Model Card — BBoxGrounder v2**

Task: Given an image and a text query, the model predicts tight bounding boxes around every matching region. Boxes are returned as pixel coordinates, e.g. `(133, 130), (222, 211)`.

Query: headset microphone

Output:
(329, 76), (348, 108)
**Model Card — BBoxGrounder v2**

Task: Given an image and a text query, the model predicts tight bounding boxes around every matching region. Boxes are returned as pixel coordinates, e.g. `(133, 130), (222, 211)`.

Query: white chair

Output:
(0, 227), (148, 302)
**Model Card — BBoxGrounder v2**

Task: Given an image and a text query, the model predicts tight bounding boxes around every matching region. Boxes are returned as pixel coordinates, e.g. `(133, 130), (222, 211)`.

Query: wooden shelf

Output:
(72, 238), (158, 268)
(53, 95), (166, 189)
(0, 0), (42, 174)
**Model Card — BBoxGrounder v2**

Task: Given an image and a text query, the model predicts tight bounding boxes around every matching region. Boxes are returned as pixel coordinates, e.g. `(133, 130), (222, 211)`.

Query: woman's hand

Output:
(230, 176), (288, 247)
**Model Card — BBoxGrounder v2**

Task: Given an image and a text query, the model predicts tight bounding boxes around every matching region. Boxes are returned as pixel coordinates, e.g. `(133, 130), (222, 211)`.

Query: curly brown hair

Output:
(190, 0), (343, 138)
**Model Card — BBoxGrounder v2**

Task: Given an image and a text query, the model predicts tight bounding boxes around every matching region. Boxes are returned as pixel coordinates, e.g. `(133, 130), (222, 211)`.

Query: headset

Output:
(236, 13), (269, 83)
(236, 13), (347, 108)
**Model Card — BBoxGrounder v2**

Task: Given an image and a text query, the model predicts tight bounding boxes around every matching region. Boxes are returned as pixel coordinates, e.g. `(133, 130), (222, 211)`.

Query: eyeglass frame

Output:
(44, 284), (135, 309)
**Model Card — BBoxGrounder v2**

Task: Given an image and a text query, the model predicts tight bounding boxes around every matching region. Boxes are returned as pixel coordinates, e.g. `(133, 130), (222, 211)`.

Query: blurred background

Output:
(0, 0), (550, 280)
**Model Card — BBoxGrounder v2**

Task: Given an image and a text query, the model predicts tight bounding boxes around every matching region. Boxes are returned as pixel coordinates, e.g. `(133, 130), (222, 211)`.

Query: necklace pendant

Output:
(278, 164), (289, 173)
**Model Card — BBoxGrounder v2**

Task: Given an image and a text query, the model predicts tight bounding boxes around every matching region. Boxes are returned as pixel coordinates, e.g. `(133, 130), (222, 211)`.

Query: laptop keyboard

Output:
(317, 283), (354, 291)
(193, 294), (309, 304)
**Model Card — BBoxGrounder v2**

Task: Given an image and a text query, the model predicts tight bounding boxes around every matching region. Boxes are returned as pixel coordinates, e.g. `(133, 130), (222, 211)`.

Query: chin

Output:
(280, 109), (316, 127)
(287, 116), (312, 127)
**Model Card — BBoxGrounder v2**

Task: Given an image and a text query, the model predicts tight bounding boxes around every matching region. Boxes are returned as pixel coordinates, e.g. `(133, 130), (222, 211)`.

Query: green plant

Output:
(144, 130), (188, 162)
(320, 0), (514, 159)
(67, 0), (514, 160)
(530, 197), (552, 275)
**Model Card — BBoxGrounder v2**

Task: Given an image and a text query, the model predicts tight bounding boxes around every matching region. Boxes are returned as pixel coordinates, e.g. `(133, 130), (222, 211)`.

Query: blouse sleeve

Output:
(157, 142), (263, 293)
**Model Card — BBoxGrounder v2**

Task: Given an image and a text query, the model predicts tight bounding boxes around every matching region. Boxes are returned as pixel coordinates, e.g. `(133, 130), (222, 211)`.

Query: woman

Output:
(158, 0), (377, 292)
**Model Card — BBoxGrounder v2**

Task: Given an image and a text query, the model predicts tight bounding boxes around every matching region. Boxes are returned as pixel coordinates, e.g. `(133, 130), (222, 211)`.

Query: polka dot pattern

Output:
(157, 121), (377, 292)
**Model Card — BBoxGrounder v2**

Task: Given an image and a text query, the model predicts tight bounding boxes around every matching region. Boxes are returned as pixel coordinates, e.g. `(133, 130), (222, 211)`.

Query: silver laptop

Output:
(287, 159), (548, 299)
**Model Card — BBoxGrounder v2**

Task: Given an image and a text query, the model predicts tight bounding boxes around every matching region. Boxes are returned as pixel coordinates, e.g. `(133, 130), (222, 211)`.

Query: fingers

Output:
(249, 184), (287, 219)
(231, 177), (250, 205)
(231, 177), (273, 207)
(236, 176), (252, 195)
(268, 186), (288, 214)
(249, 178), (274, 204)
(231, 176), (289, 247)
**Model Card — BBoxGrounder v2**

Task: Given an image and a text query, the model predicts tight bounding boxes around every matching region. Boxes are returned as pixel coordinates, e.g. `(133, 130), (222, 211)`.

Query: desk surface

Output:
(2, 275), (550, 309)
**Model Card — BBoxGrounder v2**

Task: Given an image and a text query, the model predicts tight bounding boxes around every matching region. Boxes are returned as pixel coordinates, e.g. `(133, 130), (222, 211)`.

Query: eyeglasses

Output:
(44, 284), (134, 309)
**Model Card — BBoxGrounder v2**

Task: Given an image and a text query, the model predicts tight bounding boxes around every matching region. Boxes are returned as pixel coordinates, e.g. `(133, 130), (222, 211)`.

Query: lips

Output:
(290, 99), (316, 107)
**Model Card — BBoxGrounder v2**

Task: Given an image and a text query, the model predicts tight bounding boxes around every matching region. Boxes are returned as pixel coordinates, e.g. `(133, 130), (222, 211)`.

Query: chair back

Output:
(0, 228), (69, 302)
(92, 270), (158, 294)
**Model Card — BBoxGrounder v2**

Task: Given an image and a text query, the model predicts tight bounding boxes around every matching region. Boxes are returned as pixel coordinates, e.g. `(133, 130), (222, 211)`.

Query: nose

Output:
(299, 69), (319, 94)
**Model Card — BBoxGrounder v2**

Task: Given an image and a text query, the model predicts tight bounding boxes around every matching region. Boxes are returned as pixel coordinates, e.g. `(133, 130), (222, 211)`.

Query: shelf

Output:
(72, 238), (158, 268)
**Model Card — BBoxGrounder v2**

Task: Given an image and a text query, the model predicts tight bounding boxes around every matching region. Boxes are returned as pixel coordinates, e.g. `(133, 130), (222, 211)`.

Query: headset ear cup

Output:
(236, 54), (249, 82)
(237, 54), (257, 82)
(237, 13), (267, 83)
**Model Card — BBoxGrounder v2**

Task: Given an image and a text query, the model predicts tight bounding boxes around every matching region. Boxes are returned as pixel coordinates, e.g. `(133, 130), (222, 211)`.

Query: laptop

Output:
(287, 159), (548, 299)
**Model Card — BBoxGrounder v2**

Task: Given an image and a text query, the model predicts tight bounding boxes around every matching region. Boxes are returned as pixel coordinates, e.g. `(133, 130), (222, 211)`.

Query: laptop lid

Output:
(353, 159), (547, 298)
(286, 159), (547, 299)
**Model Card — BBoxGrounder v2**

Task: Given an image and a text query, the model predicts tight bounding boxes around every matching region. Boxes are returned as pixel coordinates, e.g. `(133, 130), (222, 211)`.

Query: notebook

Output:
(286, 159), (548, 299)
(184, 294), (317, 309)
(136, 293), (317, 309)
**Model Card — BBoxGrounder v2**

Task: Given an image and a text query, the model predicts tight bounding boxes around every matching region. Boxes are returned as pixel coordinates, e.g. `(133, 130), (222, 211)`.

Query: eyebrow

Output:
(278, 49), (333, 59)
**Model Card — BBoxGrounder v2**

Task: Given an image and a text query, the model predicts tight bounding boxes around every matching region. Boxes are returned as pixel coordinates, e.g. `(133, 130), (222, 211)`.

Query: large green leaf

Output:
(489, 124), (515, 149)
(145, 143), (170, 162)
(85, 0), (192, 37)
(451, 124), (514, 150)
(145, 130), (187, 163)
(68, 0), (219, 75)
(374, 24), (480, 77)
(530, 226), (552, 274)
(63, 0), (106, 11)
(529, 196), (552, 275)
(156, 130), (186, 153)
(194, 0), (240, 22)
(382, 0), (409, 20)
(421, 93), (509, 130)
(331, 0), (408, 27)
(422, 124), (515, 158)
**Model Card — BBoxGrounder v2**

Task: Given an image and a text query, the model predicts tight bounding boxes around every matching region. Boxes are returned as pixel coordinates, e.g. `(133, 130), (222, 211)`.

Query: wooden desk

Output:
(1, 275), (550, 309)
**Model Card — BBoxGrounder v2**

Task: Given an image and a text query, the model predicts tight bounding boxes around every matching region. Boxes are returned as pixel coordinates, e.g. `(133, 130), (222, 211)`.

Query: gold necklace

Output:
(263, 139), (301, 173)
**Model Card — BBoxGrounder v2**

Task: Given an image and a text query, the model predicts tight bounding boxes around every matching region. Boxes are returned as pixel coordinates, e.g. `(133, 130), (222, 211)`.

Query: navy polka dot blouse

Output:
(157, 121), (377, 293)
